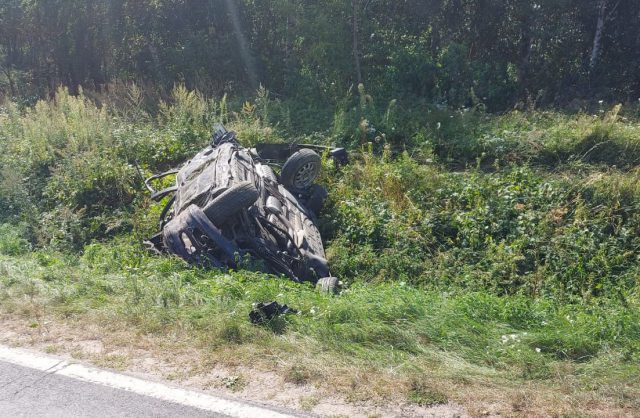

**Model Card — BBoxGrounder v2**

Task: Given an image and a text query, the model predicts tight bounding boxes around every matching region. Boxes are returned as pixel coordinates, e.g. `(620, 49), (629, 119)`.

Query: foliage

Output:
(1, 1), (639, 410)
(0, 86), (278, 249)
(325, 153), (640, 300)
(1, 1), (639, 114)
(0, 241), (638, 412)
(1, 88), (640, 414)
(0, 223), (31, 255)
(1, 89), (640, 300)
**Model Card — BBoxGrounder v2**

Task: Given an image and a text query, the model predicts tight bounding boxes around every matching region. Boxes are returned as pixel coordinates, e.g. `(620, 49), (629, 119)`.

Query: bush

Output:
(0, 223), (31, 255)
(324, 150), (640, 300)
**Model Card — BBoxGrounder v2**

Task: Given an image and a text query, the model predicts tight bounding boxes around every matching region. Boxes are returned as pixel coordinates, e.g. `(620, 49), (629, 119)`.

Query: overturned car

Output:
(145, 125), (346, 292)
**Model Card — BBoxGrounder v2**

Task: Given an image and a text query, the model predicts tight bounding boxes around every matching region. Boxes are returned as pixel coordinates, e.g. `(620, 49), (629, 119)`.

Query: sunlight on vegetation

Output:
(1, 85), (640, 415)
(2, 1), (640, 414)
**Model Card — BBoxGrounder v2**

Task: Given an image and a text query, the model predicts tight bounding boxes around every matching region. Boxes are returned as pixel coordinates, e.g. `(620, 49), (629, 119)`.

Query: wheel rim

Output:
(293, 162), (318, 189)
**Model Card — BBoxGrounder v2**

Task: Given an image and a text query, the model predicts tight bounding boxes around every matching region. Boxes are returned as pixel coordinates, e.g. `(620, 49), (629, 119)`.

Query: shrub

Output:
(0, 223), (32, 255)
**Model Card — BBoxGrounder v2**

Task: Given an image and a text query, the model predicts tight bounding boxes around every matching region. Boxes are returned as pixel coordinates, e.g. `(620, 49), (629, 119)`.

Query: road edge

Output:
(0, 344), (309, 418)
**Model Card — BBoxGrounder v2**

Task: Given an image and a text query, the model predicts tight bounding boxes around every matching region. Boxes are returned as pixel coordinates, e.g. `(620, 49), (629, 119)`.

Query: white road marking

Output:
(0, 344), (297, 418)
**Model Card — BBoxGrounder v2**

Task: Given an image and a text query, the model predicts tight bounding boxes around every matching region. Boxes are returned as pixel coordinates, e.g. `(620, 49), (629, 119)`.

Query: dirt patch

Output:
(1, 311), (635, 417)
(0, 313), (469, 418)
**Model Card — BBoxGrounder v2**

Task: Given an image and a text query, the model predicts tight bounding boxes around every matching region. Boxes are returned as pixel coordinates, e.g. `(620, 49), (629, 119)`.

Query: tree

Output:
(589, 0), (621, 72)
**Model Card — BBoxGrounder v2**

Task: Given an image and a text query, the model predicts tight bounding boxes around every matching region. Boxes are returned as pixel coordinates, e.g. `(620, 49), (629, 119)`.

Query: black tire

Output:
(203, 181), (258, 225)
(316, 276), (340, 294)
(281, 148), (321, 192)
(305, 252), (330, 279)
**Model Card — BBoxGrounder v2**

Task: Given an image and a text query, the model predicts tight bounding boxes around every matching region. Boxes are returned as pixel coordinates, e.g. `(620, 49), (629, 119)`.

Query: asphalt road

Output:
(0, 360), (228, 417)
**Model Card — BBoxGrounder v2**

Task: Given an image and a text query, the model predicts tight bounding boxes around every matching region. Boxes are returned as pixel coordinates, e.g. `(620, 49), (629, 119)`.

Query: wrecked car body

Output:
(145, 125), (345, 290)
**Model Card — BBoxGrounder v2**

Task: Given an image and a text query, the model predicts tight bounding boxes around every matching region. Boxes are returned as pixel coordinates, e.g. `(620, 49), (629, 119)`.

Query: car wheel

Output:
(203, 181), (259, 225)
(281, 148), (321, 192)
(316, 276), (340, 294)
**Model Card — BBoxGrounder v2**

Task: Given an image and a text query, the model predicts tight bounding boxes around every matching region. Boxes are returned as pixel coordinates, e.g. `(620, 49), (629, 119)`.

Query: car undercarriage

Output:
(145, 125), (346, 291)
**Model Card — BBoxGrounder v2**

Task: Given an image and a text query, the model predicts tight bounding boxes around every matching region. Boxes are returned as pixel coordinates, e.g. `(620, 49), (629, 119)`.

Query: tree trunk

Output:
(517, 23), (534, 87)
(352, 0), (362, 85)
(589, 0), (607, 71)
(3, 68), (17, 97)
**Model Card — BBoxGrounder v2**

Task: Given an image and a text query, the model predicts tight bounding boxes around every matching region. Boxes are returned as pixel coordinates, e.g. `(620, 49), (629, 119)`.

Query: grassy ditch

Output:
(1, 87), (640, 415)
(0, 241), (638, 415)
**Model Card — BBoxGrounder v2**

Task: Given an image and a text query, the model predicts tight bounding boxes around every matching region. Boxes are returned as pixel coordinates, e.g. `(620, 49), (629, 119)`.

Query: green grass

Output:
(0, 240), (638, 413)
(1, 87), (640, 414)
